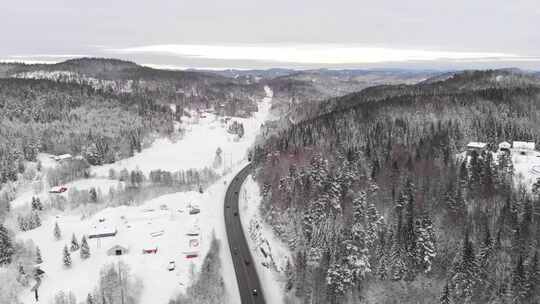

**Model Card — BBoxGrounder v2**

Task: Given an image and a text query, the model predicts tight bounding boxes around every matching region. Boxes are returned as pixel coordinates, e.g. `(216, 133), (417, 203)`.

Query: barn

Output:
(107, 244), (129, 256)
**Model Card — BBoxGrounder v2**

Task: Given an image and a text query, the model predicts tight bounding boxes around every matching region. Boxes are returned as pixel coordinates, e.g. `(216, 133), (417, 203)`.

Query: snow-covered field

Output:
(13, 87), (275, 304)
(512, 149), (540, 187)
(239, 175), (291, 304)
(18, 173), (240, 304)
(10, 177), (122, 210)
(92, 89), (272, 176)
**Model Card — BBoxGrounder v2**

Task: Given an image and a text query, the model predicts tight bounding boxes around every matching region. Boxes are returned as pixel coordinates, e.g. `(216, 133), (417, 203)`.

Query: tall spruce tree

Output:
(0, 224), (14, 265)
(54, 221), (62, 240)
(63, 245), (72, 267)
(80, 235), (90, 259)
(36, 246), (43, 264)
(70, 233), (80, 251)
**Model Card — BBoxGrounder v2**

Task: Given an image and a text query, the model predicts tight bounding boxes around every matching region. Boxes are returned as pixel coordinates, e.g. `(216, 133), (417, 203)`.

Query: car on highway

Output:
(168, 261), (176, 271)
(252, 289), (258, 296)
(233, 247), (238, 255)
(234, 211), (238, 216)
(245, 259), (251, 266)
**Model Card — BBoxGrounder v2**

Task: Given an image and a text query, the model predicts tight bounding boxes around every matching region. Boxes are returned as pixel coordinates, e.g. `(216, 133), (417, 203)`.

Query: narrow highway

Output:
(224, 163), (266, 304)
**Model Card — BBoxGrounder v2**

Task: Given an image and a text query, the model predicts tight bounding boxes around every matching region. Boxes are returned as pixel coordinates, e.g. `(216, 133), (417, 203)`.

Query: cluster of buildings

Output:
(466, 141), (536, 156)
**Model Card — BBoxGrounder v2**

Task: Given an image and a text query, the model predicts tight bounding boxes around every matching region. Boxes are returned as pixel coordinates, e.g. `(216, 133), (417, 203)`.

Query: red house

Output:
(142, 246), (158, 254)
(49, 186), (68, 194)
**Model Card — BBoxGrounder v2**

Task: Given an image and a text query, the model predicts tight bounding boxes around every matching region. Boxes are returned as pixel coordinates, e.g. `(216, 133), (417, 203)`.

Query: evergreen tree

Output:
(63, 245), (72, 267)
(525, 252), (539, 301)
(440, 282), (452, 304)
(36, 246), (43, 264)
(31, 196), (43, 211)
(415, 214), (436, 273)
(70, 233), (80, 251)
(512, 255), (527, 301)
(89, 187), (98, 203)
(86, 293), (94, 304)
(0, 224), (14, 265)
(54, 221), (62, 240)
(80, 235), (90, 259)
(451, 229), (477, 302)
(32, 211), (41, 228)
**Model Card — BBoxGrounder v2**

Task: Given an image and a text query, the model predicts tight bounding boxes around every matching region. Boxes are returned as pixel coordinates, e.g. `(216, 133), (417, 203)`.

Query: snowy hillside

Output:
(10, 87), (275, 304)
(92, 90), (272, 176)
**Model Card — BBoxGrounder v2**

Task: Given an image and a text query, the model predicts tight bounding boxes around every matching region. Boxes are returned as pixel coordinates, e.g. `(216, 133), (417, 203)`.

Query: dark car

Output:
(245, 259), (251, 266)
(234, 211), (238, 216)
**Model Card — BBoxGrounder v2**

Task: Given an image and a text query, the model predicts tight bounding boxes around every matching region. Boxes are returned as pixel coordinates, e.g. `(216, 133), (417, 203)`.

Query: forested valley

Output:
(254, 70), (540, 303)
(0, 58), (261, 192)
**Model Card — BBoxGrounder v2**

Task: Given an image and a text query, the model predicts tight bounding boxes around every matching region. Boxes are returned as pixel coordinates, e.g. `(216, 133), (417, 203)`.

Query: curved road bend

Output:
(224, 163), (266, 304)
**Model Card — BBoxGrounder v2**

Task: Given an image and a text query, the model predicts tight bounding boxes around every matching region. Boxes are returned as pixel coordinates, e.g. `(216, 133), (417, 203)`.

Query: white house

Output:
(88, 224), (118, 239)
(466, 142), (487, 155)
(513, 141), (535, 151)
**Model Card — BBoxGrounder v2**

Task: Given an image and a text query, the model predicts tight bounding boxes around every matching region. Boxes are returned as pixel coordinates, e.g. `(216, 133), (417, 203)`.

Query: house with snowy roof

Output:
(466, 142), (487, 155)
(513, 141), (535, 155)
(107, 244), (129, 256)
(88, 224), (117, 239)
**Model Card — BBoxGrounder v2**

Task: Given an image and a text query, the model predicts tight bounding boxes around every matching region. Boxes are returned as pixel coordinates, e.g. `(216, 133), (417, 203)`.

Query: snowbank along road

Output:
(225, 163), (266, 304)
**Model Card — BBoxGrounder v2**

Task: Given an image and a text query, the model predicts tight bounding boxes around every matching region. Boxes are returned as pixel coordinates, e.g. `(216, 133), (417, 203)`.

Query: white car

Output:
(168, 261), (176, 271)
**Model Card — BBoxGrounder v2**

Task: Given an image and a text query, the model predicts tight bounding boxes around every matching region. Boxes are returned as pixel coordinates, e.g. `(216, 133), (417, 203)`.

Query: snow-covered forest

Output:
(253, 70), (540, 303)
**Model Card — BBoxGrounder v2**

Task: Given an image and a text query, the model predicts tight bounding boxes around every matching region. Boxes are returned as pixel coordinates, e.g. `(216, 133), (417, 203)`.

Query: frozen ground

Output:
(13, 87), (274, 304)
(239, 175), (291, 304)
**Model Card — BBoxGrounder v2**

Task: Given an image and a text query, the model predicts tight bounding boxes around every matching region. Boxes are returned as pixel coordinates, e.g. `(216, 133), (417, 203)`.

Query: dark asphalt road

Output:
(224, 163), (266, 304)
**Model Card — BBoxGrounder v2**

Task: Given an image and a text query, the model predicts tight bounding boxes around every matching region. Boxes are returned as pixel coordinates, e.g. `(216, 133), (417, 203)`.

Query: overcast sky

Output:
(2, 0), (540, 69)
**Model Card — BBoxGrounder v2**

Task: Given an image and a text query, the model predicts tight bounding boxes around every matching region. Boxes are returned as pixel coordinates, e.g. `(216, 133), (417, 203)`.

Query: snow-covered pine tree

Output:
(0, 224), (14, 265)
(326, 262), (354, 298)
(440, 282), (451, 304)
(17, 214), (28, 231)
(32, 211), (41, 228)
(70, 233), (79, 251)
(31, 196), (43, 211)
(89, 187), (98, 203)
(54, 221), (62, 240)
(63, 245), (72, 267)
(511, 255), (527, 302)
(451, 229), (477, 302)
(415, 213), (436, 273)
(525, 251), (539, 300)
(80, 235), (90, 259)
(36, 246), (43, 264)
(86, 293), (94, 304)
